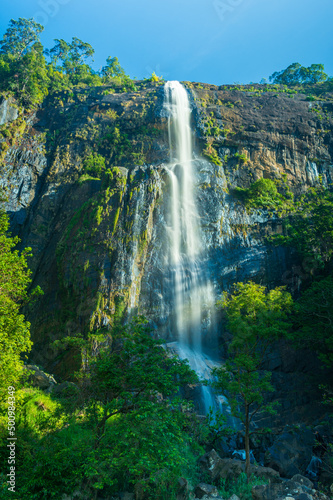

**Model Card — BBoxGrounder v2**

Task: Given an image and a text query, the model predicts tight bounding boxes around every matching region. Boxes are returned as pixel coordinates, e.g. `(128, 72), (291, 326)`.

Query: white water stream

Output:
(163, 81), (220, 415)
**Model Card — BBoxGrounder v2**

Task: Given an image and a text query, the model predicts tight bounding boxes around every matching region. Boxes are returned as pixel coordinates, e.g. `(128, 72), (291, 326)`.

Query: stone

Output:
(0, 98), (18, 125)
(291, 475), (314, 489)
(194, 483), (219, 498)
(25, 365), (56, 390)
(198, 449), (225, 481)
(176, 477), (190, 500)
(227, 495), (240, 500)
(265, 425), (315, 478)
(119, 493), (134, 500)
(198, 450), (281, 484)
(251, 477), (331, 500)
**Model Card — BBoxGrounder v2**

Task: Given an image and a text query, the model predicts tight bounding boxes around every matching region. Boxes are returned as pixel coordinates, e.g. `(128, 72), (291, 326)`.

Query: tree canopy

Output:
(215, 282), (293, 477)
(15, 319), (201, 498)
(270, 185), (333, 271)
(0, 209), (42, 401)
(0, 18), (43, 58)
(269, 63), (328, 85)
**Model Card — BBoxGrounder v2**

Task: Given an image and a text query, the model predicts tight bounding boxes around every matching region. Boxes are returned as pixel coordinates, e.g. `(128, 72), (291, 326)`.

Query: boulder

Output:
(119, 493), (134, 500)
(0, 98), (18, 126)
(265, 425), (315, 478)
(198, 449), (281, 484)
(25, 365), (56, 390)
(198, 449), (225, 482)
(292, 474), (314, 489)
(176, 477), (190, 500)
(252, 478), (330, 500)
(194, 483), (219, 498)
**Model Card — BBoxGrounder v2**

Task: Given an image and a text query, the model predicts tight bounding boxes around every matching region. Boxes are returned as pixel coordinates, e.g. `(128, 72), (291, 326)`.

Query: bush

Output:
(233, 178), (293, 213)
(219, 473), (268, 500)
(83, 152), (105, 178)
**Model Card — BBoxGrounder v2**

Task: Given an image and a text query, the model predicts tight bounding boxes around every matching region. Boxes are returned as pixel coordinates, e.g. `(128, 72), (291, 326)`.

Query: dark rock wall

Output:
(1, 81), (333, 425)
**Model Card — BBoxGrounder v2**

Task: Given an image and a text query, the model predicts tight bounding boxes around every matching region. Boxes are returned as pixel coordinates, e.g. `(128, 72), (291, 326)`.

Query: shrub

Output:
(233, 178), (293, 213)
(83, 152), (105, 178)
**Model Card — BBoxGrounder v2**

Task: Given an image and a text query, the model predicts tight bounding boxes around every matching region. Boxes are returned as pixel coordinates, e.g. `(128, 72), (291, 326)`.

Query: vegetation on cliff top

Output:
(0, 18), (163, 108)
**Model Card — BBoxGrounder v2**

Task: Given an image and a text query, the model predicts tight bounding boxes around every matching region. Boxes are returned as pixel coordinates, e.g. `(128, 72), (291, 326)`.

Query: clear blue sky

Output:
(0, 0), (332, 85)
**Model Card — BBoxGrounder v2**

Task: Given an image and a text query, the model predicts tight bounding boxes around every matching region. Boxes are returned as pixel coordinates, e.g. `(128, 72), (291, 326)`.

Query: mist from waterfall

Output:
(163, 81), (218, 415)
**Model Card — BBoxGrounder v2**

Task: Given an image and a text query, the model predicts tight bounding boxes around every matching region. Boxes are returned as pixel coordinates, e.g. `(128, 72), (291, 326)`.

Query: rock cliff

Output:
(1, 81), (333, 426)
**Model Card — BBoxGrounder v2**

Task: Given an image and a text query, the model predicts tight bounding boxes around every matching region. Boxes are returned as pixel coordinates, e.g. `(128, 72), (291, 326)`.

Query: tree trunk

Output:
(245, 405), (250, 481)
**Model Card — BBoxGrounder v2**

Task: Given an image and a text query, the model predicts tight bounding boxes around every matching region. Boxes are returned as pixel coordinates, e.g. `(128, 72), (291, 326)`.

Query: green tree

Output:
(37, 318), (200, 497)
(77, 318), (197, 438)
(293, 274), (333, 365)
(0, 209), (42, 401)
(83, 152), (106, 178)
(101, 56), (126, 80)
(101, 56), (136, 91)
(0, 18), (48, 106)
(0, 18), (43, 57)
(214, 282), (293, 478)
(8, 42), (49, 105)
(233, 177), (294, 213)
(46, 37), (98, 86)
(269, 62), (328, 85)
(270, 185), (333, 270)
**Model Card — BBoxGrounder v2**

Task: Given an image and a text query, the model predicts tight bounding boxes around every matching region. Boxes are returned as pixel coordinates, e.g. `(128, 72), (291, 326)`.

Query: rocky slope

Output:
(1, 81), (333, 426)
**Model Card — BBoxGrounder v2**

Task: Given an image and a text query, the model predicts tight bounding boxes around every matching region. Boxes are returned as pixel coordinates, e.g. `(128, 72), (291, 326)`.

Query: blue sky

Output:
(0, 0), (332, 85)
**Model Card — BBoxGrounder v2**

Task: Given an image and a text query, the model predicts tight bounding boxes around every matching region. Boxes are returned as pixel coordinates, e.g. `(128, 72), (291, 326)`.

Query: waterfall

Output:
(163, 81), (218, 415)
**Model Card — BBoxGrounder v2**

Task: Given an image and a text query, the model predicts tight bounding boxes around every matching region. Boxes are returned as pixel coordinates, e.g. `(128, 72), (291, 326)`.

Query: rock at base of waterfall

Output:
(194, 483), (219, 498)
(198, 449), (281, 484)
(252, 478), (330, 500)
(291, 475), (314, 489)
(176, 477), (191, 500)
(265, 425), (315, 478)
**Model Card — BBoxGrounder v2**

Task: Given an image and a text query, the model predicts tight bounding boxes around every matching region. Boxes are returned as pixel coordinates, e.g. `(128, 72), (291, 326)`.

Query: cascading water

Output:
(163, 81), (221, 415)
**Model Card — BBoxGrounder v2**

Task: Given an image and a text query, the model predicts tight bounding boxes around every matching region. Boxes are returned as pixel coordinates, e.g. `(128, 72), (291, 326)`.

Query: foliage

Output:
(0, 209), (42, 401)
(47, 37), (94, 71)
(203, 141), (222, 165)
(46, 37), (101, 87)
(0, 18), (43, 57)
(234, 152), (248, 165)
(0, 19), (49, 106)
(269, 63), (328, 85)
(233, 177), (294, 213)
(77, 318), (197, 431)
(214, 282), (293, 477)
(293, 274), (333, 366)
(269, 185), (333, 269)
(101, 56), (126, 80)
(82, 152), (106, 178)
(0, 45), (49, 107)
(101, 56), (137, 91)
(0, 319), (202, 499)
(0, 18), (137, 105)
(219, 472), (268, 500)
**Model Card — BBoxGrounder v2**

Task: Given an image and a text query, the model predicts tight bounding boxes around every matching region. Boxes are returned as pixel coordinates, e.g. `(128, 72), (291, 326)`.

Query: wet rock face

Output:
(1, 83), (333, 420)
